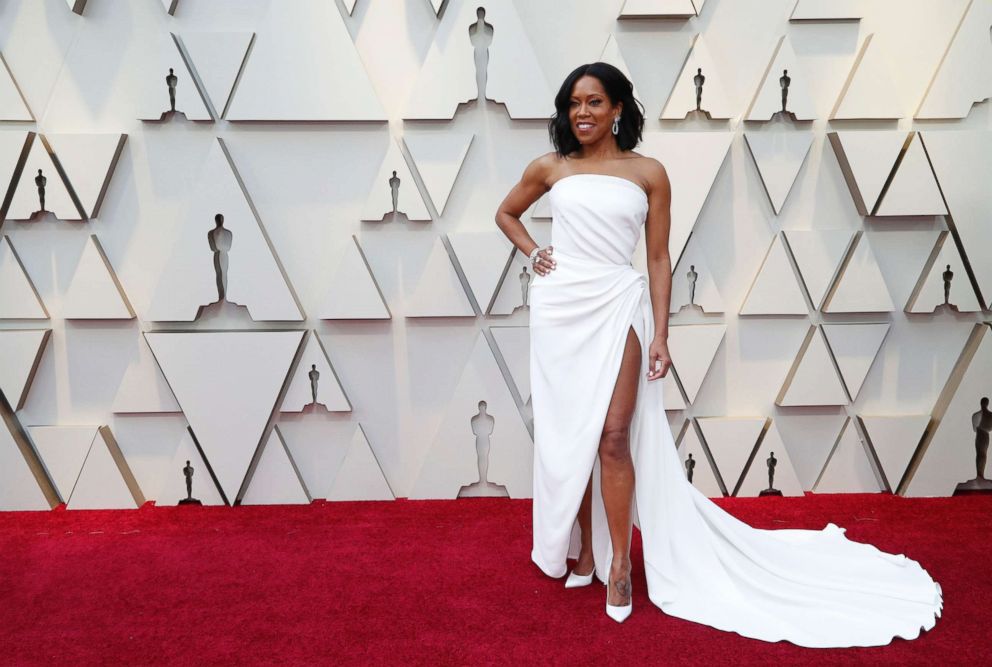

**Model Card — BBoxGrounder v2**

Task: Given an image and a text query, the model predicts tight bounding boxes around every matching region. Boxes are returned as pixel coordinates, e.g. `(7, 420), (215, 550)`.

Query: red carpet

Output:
(0, 493), (985, 666)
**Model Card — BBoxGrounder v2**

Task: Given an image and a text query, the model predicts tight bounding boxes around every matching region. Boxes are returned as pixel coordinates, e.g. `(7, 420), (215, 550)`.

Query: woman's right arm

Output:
(495, 153), (557, 276)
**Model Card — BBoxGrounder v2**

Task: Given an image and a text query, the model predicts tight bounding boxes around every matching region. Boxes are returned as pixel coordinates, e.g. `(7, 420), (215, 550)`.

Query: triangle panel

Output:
(226, 0), (385, 120)
(0, 237), (48, 319)
(278, 420), (355, 499)
(821, 322), (889, 401)
(62, 236), (135, 319)
(42, 133), (126, 219)
(67, 427), (145, 509)
(783, 229), (854, 310)
(7, 136), (81, 221)
(405, 236), (475, 317)
(241, 427), (310, 505)
(0, 412), (55, 510)
(281, 331), (351, 412)
(317, 236), (390, 319)
(905, 324), (992, 496)
(0, 52), (33, 121)
(906, 231), (983, 313)
(777, 326), (849, 406)
(147, 139), (303, 322)
(634, 131), (733, 271)
(326, 425), (394, 501)
(113, 337), (182, 413)
(746, 36), (817, 120)
(696, 417), (766, 496)
(410, 331), (531, 498)
(661, 34), (735, 119)
(814, 418), (882, 493)
(404, 0), (554, 120)
(668, 324), (725, 403)
(828, 131), (907, 215)
(156, 428), (226, 506)
(179, 32), (254, 117)
(858, 414), (929, 491)
(402, 131), (473, 216)
(916, 0), (992, 119)
(676, 423), (723, 498)
(0, 329), (50, 411)
(137, 33), (212, 121)
(488, 326), (530, 404)
(740, 235), (808, 315)
(670, 239), (724, 314)
(737, 422), (805, 497)
(28, 425), (96, 502)
(743, 130), (813, 214)
(145, 330), (305, 500)
(875, 133), (947, 216)
(822, 232), (894, 313)
(361, 139), (430, 221)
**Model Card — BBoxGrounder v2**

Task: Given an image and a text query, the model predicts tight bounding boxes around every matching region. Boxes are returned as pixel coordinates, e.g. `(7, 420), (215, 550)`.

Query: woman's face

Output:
(568, 75), (621, 145)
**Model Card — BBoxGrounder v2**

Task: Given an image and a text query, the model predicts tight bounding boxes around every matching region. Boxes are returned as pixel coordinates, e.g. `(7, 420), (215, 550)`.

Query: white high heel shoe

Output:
(564, 568), (595, 588)
(605, 575), (632, 623)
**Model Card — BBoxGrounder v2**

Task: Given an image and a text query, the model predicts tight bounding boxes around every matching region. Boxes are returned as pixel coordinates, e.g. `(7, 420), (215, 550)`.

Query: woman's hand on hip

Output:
(533, 245), (556, 276)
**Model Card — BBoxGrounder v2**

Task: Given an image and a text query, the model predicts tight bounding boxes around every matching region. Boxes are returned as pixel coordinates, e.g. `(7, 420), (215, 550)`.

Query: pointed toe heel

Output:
(606, 574), (633, 623)
(606, 601), (632, 623)
(564, 569), (595, 588)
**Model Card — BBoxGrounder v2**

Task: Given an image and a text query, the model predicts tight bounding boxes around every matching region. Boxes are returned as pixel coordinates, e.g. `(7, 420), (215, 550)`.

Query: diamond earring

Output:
(612, 115), (620, 135)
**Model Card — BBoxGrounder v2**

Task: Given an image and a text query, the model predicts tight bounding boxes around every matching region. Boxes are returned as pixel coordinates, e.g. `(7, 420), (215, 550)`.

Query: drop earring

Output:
(612, 115), (620, 135)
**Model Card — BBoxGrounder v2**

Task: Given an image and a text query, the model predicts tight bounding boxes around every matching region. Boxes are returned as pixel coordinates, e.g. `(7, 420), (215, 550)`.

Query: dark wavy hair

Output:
(548, 62), (645, 158)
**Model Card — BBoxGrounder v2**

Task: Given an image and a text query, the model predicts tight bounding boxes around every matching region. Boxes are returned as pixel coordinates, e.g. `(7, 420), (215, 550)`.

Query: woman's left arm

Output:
(644, 159), (673, 381)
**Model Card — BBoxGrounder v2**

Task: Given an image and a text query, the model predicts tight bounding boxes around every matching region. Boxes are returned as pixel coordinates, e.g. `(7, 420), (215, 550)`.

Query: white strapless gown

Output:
(528, 173), (942, 647)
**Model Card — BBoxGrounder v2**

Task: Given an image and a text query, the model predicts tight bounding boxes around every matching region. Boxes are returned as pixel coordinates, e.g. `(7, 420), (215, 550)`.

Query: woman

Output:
(494, 62), (943, 647)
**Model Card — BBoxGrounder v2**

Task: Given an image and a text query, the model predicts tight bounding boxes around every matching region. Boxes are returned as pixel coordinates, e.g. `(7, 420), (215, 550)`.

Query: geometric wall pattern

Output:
(915, 0), (992, 120)
(1, 0), (989, 512)
(905, 323), (992, 497)
(813, 417), (883, 495)
(146, 139), (304, 322)
(0, 328), (50, 411)
(280, 331), (351, 413)
(745, 35), (816, 121)
(739, 234), (808, 315)
(0, 236), (47, 319)
(921, 130), (992, 308)
(145, 330), (305, 503)
(661, 34), (734, 120)
(403, 0), (553, 120)
(63, 426), (145, 510)
(62, 235), (135, 319)
(408, 330), (531, 499)
(822, 232), (895, 314)
(905, 231), (983, 314)
(675, 421), (723, 498)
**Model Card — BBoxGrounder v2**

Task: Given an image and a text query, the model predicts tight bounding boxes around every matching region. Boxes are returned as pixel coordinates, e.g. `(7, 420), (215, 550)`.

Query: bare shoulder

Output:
(522, 151), (561, 190)
(636, 155), (670, 197)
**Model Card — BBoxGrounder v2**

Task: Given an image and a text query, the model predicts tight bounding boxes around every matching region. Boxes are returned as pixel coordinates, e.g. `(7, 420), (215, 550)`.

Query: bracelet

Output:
(528, 246), (542, 262)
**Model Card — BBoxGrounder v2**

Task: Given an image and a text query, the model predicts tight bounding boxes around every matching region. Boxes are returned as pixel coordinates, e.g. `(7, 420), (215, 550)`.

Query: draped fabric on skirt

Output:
(528, 173), (942, 648)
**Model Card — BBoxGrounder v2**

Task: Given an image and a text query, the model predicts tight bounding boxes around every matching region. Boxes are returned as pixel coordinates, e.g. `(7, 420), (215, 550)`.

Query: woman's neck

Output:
(573, 141), (625, 162)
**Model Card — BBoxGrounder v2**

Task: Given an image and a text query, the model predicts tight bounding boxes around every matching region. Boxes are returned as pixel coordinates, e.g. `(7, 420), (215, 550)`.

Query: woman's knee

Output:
(599, 426), (631, 463)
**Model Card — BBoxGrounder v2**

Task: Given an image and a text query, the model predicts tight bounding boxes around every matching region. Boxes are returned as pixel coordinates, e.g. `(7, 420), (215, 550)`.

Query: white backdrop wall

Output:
(0, 0), (990, 509)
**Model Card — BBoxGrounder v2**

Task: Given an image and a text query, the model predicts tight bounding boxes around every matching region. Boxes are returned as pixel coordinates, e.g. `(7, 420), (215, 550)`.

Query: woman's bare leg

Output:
(600, 326), (640, 606)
